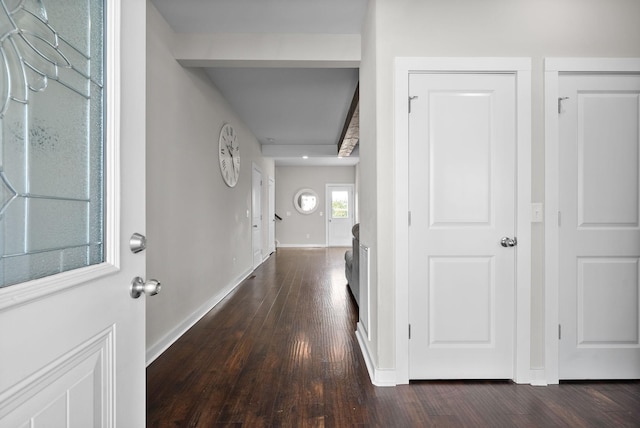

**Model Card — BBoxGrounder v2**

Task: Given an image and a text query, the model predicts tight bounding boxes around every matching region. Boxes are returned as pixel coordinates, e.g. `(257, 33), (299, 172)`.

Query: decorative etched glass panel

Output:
(0, 0), (104, 287)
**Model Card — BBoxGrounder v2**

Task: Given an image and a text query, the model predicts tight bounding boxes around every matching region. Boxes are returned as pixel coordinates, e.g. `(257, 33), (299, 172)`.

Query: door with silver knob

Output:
(501, 237), (518, 247)
(408, 71), (518, 379)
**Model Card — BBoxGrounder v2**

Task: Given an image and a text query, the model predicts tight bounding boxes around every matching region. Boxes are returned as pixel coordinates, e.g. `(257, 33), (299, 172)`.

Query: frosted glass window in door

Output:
(0, 0), (104, 287)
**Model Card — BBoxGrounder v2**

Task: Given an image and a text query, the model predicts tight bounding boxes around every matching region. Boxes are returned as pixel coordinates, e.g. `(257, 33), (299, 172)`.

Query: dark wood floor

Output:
(147, 248), (640, 427)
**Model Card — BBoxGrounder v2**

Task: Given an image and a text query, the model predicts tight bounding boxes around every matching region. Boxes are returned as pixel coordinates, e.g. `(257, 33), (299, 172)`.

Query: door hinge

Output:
(558, 97), (569, 114)
(409, 324), (412, 339)
(408, 211), (412, 226)
(558, 211), (561, 227)
(409, 96), (418, 113)
(558, 324), (562, 340)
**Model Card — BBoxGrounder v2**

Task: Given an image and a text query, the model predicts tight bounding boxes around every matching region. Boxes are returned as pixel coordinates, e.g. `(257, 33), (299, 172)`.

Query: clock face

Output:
(218, 123), (240, 187)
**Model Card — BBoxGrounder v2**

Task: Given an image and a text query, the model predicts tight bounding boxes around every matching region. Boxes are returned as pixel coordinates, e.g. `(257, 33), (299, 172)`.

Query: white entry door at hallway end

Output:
(408, 73), (517, 379)
(327, 184), (354, 247)
(558, 73), (640, 379)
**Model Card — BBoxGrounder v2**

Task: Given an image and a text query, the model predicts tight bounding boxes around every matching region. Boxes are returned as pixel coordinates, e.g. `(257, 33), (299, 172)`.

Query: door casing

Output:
(544, 57), (640, 384)
(391, 57), (532, 386)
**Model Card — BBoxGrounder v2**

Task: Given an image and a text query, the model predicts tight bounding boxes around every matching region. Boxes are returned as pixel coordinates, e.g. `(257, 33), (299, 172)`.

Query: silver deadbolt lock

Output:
(130, 233), (147, 254)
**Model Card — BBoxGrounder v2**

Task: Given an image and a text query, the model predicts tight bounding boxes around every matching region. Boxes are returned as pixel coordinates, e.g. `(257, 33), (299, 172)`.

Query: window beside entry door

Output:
(0, 0), (105, 287)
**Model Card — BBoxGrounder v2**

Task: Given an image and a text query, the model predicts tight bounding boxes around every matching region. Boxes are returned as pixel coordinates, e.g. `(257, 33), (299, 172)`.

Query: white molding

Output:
(394, 57), (532, 385)
(543, 61), (561, 385)
(173, 33), (361, 68)
(276, 244), (329, 248)
(145, 268), (253, 366)
(514, 65), (533, 384)
(0, 326), (115, 422)
(355, 323), (396, 387)
(543, 57), (640, 385)
(0, 264), (119, 312)
(529, 369), (548, 387)
(545, 57), (640, 73)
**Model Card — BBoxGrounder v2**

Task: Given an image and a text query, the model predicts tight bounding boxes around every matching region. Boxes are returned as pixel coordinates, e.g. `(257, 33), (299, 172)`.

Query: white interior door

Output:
(559, 73), (640, 379)
(268, 177), (276, 254)
(0, 0), (148, 426)
(408, 73), (516, 379)
(252, 165), (263, 268)
(327, 184), (354, 247)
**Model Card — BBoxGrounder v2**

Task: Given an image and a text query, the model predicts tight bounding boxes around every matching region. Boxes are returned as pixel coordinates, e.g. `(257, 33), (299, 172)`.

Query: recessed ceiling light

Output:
(302, 155), (309, 159)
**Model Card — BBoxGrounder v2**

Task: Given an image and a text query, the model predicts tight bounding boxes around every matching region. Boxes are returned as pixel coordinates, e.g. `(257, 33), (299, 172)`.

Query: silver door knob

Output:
(501, 237), (517, 247)
(130, 276), (161, 298)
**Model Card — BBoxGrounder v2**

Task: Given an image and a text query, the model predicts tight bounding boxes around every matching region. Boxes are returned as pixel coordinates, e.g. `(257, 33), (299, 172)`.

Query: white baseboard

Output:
(356, 322), (397, 387)
(276, 244), (328, 248)
(145, 267), (253, 366)
(529, 368), (548, 386)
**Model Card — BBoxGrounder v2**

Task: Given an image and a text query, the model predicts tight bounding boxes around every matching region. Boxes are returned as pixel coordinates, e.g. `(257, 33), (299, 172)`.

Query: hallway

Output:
(146, 248), (640, 427)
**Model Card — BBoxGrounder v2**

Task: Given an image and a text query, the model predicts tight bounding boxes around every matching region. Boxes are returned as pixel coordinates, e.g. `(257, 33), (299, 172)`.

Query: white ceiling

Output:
(150, 0), (368, 166)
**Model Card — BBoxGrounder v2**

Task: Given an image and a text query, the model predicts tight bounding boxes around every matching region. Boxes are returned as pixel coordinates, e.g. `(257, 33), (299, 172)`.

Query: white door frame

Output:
(543, 57), (640, 384)
(394, 58), (532, 385)
(325, 183), (355, 247)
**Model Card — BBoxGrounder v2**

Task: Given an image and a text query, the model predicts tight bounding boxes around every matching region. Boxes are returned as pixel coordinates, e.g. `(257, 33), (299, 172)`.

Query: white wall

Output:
(145, 3), (275, 362)
(275, 166), (355, 247)
(360, 0), (640, 376)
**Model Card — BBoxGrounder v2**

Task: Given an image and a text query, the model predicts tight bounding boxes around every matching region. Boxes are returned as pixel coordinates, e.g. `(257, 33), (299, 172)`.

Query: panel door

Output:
(0, 0), (147, 426)
(252, 166), (263, 269)
(559, 74), (640, 379)
(327, 185), (354, 247)
(268, 177), (276, 254)
(408, 73), (516, 379)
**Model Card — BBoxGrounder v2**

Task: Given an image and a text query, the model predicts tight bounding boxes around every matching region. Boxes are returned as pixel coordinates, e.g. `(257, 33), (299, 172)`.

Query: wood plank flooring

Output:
(146, 248), (640, 427)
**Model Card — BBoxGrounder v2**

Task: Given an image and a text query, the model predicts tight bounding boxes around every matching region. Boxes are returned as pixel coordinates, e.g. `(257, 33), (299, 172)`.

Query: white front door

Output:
(408, 73), (516, 379)
(558, 73), (640, 379)
(252, 165), (263, 268)
(327, 184), (354, 247)
(0, 0), (148, 426)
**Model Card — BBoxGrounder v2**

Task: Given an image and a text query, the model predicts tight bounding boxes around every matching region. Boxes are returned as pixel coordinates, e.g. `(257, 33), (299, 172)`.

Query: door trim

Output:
(394, 58), (532, 385)
(543, 58), (640, 384)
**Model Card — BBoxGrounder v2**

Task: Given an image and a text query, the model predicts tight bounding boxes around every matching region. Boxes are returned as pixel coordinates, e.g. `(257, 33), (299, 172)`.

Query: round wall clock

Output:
(218, 123), (240, 187)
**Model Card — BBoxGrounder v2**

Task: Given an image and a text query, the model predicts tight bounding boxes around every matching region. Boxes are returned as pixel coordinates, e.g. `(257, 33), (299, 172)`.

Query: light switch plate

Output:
(531, 203), (543, 223)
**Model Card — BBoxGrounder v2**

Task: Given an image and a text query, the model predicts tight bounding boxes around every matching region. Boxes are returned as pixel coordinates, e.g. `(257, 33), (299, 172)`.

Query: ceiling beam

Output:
(173, 33), (361, 68)
(338, 84), (359, 157)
